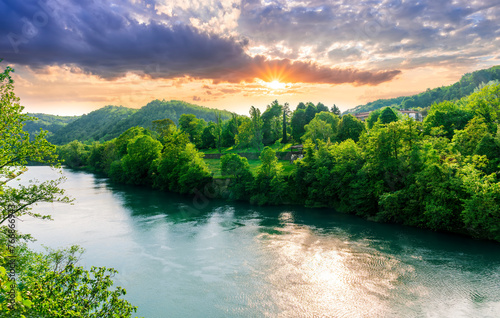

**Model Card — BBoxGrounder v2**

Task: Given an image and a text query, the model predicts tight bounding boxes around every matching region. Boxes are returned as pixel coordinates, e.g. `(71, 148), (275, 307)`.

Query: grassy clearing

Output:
(202, 142), (294, 154)
(203, 158), (295, 178)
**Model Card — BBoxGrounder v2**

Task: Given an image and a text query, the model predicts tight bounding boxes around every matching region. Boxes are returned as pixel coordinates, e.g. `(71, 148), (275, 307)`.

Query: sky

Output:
(0, 0), (499, 116)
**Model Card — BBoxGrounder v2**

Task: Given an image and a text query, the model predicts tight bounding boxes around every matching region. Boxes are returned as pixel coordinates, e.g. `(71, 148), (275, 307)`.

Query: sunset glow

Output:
(0, 0), (498, 115)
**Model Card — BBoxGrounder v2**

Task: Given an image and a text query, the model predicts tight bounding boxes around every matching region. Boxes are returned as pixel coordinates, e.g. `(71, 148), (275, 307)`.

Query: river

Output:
(17, 167), (500, 317)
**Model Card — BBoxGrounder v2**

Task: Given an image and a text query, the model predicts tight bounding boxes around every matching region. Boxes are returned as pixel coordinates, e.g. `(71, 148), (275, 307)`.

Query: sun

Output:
(267, 80), (286, 90)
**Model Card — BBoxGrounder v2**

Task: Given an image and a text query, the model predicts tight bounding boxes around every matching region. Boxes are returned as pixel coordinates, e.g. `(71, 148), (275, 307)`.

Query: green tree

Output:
(365, 109), (382, 129)
(423, 101), (473, 139)
(316, 102), (329, 113)
(281, 103), (290, 144)
(201, 122), (217, 149)
(178, 114), (206, 148)
(302, 119), (334, 144)
(452, 117), (489, 157)
(249, 106), (264, 150)
(152, 118), (175, 143)
(235, 118), (253, 149)
(331, 104), (341, 116)
(0, 65), (70, 226)
(378, 107), (399, 125)
(290, 108), (307, 142)
(304, 103), (317, 123)
(338, 114), (366, 142)
(122, 135), (162, 185)
(261, 100), (283, 145)
(0, 63), (137, 317)
(220, 154), (254, 200)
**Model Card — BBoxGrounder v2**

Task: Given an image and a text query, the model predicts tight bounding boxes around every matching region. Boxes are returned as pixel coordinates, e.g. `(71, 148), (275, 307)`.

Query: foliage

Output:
(378, 107), (399, 125)
(347, 65), (500, 114)
(153, 132), (212, 194)
(423, 101), (473, 139)
(337, 114), (366, 142)
(220, 154), (253, 200)
(1, 244), (138, 317)
(0, 63), (137, 317)
(302, 119), (334, 144)
(0, 65), (71, 225)
(261, 100), (283, 145)
(290, 108), (307, 142)
(40, 100), (232, 145)
(121, 135), (162, 185)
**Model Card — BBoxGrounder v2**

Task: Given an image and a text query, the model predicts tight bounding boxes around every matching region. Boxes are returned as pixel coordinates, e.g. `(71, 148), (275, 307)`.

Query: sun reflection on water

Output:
(258, 212), (413, 317)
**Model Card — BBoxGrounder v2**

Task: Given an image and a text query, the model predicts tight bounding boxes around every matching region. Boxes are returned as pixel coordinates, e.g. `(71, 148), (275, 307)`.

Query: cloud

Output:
(0, 0), (399, 86)
(237, 0), (500, 69)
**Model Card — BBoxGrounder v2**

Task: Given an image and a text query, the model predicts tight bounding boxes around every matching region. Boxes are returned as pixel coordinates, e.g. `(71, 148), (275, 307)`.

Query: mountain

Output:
(49, 105), (137, 144)
(24, 113), (80, 140)
(102, 99), (233, 140)
(26, 100), (234, 145)
(346, 65), (500, 114)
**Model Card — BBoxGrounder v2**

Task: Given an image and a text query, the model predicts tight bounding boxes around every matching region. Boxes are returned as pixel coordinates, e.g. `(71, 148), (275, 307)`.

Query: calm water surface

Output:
(19, 167), (500, 317)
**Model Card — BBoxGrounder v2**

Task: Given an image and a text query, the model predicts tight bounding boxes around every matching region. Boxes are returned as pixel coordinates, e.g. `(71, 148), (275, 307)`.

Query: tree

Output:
(290, 108), (307, 142)
(304, 102), (317, 123)
(235, 119), (253, 149)
(316, 102), (329, 113)
(365, 109), (382, 129)
(152, 118), (175, 142)
(338, 114), (366, 142)
(122, 135), (162, 185)
(331, 104), (341, 116)
(0, 63), (136, 317)
(214, 110), (223, 153)
(178, 114), (206, 148)
(281, 103), (290, 144)
(0, 65), (70, 226)
(302, 119), (334, 144)
(378, 107), (399, 125)
(249, 106), (264, 150)
(201, 122), (217, 149)
(423, 101), (473, 139)
(261, 100), (283, 145)
(296, 102), (306, 111)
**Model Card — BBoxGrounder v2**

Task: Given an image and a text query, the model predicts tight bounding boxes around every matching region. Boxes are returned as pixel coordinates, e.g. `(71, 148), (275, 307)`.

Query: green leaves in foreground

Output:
(0, 245), (139, 318)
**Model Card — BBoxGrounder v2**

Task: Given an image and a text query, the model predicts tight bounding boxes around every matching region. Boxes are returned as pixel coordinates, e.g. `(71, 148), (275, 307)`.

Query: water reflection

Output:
(19, 167), (500, 318)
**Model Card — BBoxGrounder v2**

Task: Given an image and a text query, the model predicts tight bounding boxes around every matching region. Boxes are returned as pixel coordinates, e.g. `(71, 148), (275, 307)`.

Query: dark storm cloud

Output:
(0, 0), (399, 85)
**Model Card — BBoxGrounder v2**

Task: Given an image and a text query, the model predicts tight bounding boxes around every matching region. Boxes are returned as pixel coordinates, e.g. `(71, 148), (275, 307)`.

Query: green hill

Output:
(103, 99), (233, 140)
(24, 113), (80, 140)
(346, 65), (500, 114)
(49, 105), (137, 144)
(27, 100), (234, 145)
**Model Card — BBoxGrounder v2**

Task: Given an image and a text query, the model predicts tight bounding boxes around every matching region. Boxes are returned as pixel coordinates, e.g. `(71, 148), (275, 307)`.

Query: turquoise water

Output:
(19, 167), (500, 317)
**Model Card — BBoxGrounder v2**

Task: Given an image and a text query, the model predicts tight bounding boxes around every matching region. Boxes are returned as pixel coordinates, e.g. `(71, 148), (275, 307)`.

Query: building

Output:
(353, 110), (424, 122)
(353, 112), (371, 121)
(399, 110), (423, 121)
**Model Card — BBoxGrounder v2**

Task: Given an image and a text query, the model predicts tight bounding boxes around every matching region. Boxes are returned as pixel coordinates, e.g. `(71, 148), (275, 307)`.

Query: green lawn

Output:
(204, 158), (295, 178)
(202, 142), (294, 154)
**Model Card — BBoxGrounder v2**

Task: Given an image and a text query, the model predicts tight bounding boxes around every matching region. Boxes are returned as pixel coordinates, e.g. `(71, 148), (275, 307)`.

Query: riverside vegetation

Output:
(0, 64), (140, 317)
(54, 71), (500, 243)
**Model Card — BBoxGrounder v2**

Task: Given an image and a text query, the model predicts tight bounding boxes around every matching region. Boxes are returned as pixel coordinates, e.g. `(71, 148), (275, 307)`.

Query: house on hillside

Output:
(354, 112), (371, 121)
(399, 110), (424, 121)
(354, 110), (424, 122)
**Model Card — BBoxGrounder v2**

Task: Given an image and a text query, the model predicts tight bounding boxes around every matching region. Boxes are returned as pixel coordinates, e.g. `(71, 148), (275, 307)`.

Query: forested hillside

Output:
(24, 113), (79, 139)
(102, 100), (233, 141)
(346, 65), (500, 114)
(49, 105), (137, 144)
(27, 100), (233, 145)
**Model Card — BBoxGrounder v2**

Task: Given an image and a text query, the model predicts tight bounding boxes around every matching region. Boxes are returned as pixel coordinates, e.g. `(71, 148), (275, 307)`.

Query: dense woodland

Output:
(57, 79), (500, 243)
